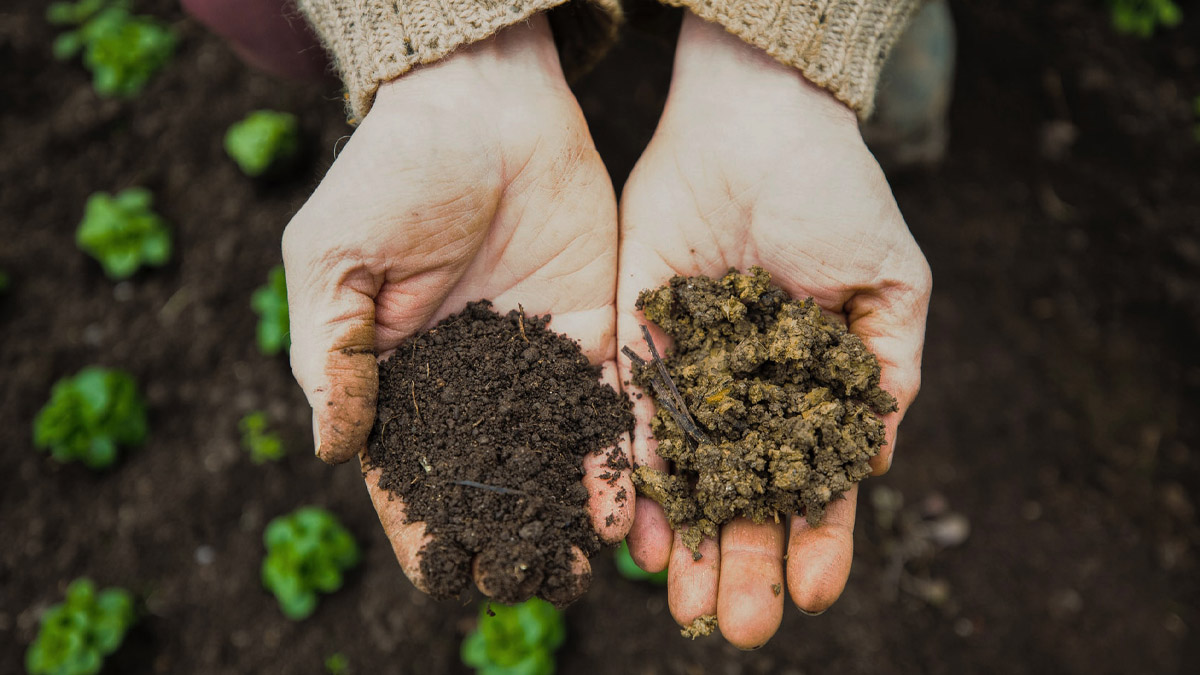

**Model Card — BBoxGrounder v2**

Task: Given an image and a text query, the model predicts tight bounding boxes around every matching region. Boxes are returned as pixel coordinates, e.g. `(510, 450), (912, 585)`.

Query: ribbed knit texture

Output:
(667, 0), (920, 117)
(297, 0), (622, 121)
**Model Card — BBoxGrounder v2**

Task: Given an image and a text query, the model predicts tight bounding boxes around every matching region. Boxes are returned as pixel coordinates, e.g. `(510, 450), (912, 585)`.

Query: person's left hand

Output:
(618, 13), (932, 649)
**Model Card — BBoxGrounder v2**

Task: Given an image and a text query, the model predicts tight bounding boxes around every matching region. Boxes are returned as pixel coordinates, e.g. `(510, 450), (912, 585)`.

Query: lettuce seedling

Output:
(614, 540), (667, 585)
(48, 0), (175, 98)
(324, 653), (349, 675)
(252, 265), (290, 356)
(76, 188), (172, 280)
(239, 411), (285, 464)
(34, 367), (147, 469)
(461, 598), (566, 675)
(262, 507), (360, 620)
(25, 578), (135, 675)
(1108, 0), (1181, 37)
(225, 110), (301, 177)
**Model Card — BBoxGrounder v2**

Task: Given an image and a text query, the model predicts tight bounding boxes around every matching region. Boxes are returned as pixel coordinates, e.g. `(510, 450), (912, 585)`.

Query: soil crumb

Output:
(628, 267), (897, 554)
(681, 615), (718, 639)
(367, 301), (633, 606)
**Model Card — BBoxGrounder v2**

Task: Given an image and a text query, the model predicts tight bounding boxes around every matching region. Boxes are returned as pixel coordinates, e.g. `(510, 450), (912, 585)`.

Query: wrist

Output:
(373, 14), (568, 117)
(668, 12), (857, 130)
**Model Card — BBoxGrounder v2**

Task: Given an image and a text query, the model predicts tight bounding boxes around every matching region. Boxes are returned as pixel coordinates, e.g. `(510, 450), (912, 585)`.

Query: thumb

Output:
(283, 246), (382, 465)
(845, 256), (932, 475)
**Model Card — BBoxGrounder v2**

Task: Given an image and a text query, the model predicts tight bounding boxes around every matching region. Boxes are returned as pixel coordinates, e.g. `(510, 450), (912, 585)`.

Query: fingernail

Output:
(799, 607), (827, 617)
(312, 410), (322, 455)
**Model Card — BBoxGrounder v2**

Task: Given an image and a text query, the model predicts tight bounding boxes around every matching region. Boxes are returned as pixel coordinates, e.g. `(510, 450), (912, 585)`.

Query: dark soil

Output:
(2, 0), (1198, 673)
(367, 302), (632, 606)
(629, 267), (896, 553)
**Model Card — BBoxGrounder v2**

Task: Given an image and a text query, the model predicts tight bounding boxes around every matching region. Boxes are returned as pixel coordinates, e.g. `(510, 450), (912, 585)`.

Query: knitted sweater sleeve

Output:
(296, 0), (622, 121)
(666, 0), (921, 117)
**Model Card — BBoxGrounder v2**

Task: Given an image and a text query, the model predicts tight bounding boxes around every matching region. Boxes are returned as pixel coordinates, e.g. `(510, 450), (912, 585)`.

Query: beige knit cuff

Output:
(667, 0), (919, 118)
(297, 0), (622, 122)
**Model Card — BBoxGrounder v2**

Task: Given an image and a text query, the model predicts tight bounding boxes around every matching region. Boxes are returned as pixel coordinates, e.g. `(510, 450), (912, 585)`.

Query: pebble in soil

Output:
(367, 301), (633, 606)
(628, 267), (897, 555)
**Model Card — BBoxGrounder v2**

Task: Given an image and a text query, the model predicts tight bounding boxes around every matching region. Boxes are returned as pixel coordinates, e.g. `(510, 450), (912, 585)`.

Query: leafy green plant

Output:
(225, 110), (301, 177)
(1108, 0), (1181, 37)
(25, 578), (135, 675)
(262, 507), (360, 620)
(252, 265), (290, 356)
(614, 540), (667, 585)
(48, 0), (175, 98)
(239, 411), (285, 464)
(461, 598), (566, 675)
(76, 188), (171, 280)
(325, 652), (349, 675)
(34, 367), (147, 469)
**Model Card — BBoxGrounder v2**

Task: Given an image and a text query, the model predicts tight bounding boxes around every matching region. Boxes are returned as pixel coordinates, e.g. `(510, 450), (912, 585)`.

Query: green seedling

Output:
(25, 578), (135, 675)
(48, 0), (175, 98)
(0, 269), (10, 293)
(262, 507), (360, 620)
(1108, 0), (1181, 37)
(76, 188), (171, 280)
(225, 110), (301, 177)
(325, 653), (349, 675)
(461, 598), (566, 675)
(614, 540), (667, 585)
(34, 367), (147, 469)
(252, 265), (290, 356)
(239, 411), (285, 464)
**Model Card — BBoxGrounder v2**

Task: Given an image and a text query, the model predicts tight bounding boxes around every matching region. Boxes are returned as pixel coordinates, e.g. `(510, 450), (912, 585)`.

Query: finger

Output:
(717, 518), (786, 649)
(582, 361), (635, 543)
(845, 257), (932, 475)
(787, 485), (858, 614)
(281, 251), (380, 465)
(667, 529), (719, 627)
(619, 312), (674, 572)
(361, 459), (432, 593)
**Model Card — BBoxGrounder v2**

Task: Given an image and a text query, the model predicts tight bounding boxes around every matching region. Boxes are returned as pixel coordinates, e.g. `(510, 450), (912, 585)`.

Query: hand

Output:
(618, 14), (932, 648)
(282, 16), (630, 603)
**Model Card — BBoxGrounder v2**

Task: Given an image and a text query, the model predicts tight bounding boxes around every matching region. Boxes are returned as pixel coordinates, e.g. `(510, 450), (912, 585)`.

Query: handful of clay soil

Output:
(366, 302), (632, 606)
(627, 267), (897, 554)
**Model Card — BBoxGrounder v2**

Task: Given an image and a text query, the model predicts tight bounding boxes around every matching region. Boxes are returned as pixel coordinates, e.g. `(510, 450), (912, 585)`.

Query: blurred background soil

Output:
(1, 0), (1197, 672)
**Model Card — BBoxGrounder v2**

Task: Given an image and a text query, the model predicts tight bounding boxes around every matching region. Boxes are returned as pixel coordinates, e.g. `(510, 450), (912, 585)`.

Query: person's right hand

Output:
(281, 16), (631, 604)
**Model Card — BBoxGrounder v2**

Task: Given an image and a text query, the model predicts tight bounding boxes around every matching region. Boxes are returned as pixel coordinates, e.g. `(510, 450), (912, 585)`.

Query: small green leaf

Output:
(252, 265), (290, 356)
(224, 110), (301, 177)
(34, 367), (147, 469)
(76, 188), (172, 280)
(26, 578), (134, 675)
(261, 507), (359, 621)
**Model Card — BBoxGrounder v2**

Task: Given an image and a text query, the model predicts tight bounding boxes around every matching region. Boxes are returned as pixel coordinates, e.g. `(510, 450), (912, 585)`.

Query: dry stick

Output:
(622, 335), (710, 445)
(517, 304), (529, 342)
(410, 381), (422, 425)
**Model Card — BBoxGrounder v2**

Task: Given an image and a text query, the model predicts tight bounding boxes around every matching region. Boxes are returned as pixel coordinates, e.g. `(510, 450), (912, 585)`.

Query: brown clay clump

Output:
(627, 267), (897, 555)
(367, 301), (633, 606)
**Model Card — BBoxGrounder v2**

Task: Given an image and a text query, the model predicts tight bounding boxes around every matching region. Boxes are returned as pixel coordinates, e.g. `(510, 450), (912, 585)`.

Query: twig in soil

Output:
(517, 304), (529, 342)
(622, 327), (710, 445)
(452, 480), (526, 496)
(410, 381), (422, 425)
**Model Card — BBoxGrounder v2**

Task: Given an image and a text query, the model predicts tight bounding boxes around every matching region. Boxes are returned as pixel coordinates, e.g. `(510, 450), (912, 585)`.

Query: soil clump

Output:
(628, 268), (897, 554)
(367, 301), (633, 606)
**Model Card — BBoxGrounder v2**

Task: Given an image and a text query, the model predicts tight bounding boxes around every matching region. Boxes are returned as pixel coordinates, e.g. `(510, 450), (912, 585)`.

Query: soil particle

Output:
(366, 301), (633, 606)
(628, 268), (897, 554)
(681, 615), (719, 639)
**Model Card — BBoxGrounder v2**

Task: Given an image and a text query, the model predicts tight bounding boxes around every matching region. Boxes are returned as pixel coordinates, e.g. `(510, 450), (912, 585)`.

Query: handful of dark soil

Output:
(627, 267), (897, 554)
(366, 302), (632, 606)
